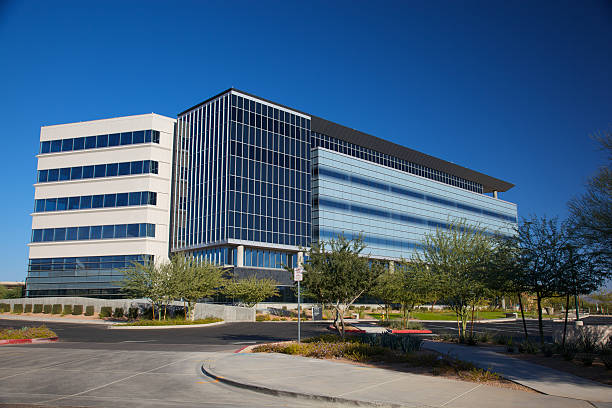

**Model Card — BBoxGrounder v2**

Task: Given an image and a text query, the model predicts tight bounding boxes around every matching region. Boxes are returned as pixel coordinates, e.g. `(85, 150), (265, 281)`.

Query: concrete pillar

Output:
(237, 245), (244, 267)
(389, 260), (395, 273)
(493, 191), (498, 199)
(297, 251), (304, 267)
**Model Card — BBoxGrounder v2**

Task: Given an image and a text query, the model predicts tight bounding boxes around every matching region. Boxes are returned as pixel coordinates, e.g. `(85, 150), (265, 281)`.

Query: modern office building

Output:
(26, 114), (175, 297)
(26, 89), (517, 298)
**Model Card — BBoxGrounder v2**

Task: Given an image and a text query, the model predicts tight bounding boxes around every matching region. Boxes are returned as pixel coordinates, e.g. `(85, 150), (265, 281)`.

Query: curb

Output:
(108, 321), (225, 330)
(387, 329), (433, 334)
(201, 363), (407, 408)
(0, 337), (58, 345)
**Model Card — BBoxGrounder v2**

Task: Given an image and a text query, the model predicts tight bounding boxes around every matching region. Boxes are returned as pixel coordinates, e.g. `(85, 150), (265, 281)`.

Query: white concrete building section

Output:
(27, 114), (175, 297)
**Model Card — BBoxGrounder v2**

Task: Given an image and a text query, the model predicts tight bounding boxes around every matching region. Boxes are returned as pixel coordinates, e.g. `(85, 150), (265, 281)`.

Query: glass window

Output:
(102, 225), (114, 239)
(152, 130), (160, 143)
(146, 224), (155, 237)
(148, 192), (157, 205)
(71, 166), (83, 180)
(116, 193), (128, 206)
(151, 161), (158, 174)
(130, 161), (143, 174)
(90, 225), (102, 239)
(32, 229), (43, 242)
(80, 195), (92, 209)
(35, 199), (45, 212)
(78, 226), (90, 240)
(114, 224), (127, 238)
(42, 228), (54, 242)
(106, 163), (118, 177)
(38, 169), (48, 183)
(85, 136), (97, 149)
(40, 141), (51, 154)
(61, 138), (73, 152)
(47, 169), (59, 182)
(127, 224), (139, 238)
(142, 160), (150, 173)
(56, 197), (68, 211)
(66, 227), (78, 241)
(45, 198), (56, 211)
(96, 134), (108, 148)
(139, 223), (147, 237)
(145, 130), (152, 143)
(51, 140), (62, 152)
(59, 168), (71, 181)
(68, 196), (80, 210)
(73, 137), (85, 150)
(53, 228), (66, 241)
(108, 133), (120, 146)
(129, 192), (141, 206)
(132, 131), (144, 144)
(118, 162), (130, 176)
(82, 166), (94, 179)
(103, 194), (116, 207)
(120, 132), (132, 145)
(94, 164), (106, 178)
(92, 195), (104, 208)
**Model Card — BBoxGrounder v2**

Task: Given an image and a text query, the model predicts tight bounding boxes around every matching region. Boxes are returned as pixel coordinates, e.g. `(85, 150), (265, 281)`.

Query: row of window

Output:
(228, 211), (310, 236)
(26, 288), (122, 298)
(230, 141), (310, 173)
(315, 166), (516, 223)
(188, 247), (230, 266)
(39, 130), (160, 154)
(34, 192), (157, 213)
(229, 158), (311, 189)
(37, 160), (159, 183)
(28, 255), (153, 272)
(312, 132), (484, 194)
(316, 228), (420, 251)
(227, 227), (310, 247)
(243, 248), (297, 269)
(231, 123), (310, 154)
(231, 94), (310, 130)
(227, 188), (311, 213)
(31, 223), (155, 243)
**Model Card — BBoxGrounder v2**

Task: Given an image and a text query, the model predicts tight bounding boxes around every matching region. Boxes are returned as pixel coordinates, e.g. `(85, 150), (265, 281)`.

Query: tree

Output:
(369, 262), (397, 323)
(223, 276), (279, 307)
(395, 261), (433, 327)
(414, 220), (493, 339)
(0, 285), (23, 299)
(303, 234), (382, 337)
(120, 259), (170, 320)
(568, 131), (612, 268)
(170, 255), (225, 320)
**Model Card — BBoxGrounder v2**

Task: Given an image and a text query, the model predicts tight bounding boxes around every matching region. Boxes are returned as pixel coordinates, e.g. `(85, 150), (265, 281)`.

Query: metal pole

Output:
(297, 280), (301, 343)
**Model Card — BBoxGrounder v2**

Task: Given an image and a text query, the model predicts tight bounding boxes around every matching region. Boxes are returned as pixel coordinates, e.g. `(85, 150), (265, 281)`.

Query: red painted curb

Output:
(234, 345), (251, 353)
(0, 337), (58, 345)
(389, 329), (432, 334)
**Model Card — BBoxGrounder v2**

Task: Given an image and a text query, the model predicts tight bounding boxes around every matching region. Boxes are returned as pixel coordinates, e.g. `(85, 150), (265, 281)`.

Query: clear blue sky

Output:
(0, 1), (610, 281)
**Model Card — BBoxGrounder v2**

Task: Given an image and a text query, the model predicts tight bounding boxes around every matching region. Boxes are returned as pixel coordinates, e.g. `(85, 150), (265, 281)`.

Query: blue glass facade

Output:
(312, 148), (517, 259)
(39, 130), (160, 154)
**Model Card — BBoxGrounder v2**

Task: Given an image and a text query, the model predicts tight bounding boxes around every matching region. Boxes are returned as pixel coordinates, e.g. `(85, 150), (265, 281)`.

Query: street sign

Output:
(293, 266), (304, 281)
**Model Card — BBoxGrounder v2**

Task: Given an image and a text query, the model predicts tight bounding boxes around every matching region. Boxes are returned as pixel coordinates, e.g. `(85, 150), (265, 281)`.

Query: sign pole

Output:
(297, 280), (301, 343)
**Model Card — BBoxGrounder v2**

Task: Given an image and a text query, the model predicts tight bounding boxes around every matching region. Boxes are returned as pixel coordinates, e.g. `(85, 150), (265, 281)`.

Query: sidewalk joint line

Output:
(439, 384), (483, 407)
(334, 376), (405, 398)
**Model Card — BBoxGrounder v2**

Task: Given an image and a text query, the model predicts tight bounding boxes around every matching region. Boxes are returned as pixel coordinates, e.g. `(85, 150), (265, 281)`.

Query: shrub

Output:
(577, 330), (598, 354)
(562, 343), (578, 361)
(384, 320), (425, 330)
(542, 344), (554, 357)
(0, 325), (57, 340)
(256, 314), (271, 321)
(580, 353), (595, 366)
(478, 331), (491, 343)
(51, 304), (62, 314)
(99, 307), (112, 318)
(62, 305), (72, 315)
(12, 304), (23, 314)
(43, 304), (52, 314)
(0, 303), (9, 312)
(128, 307), (139, 319)
(518, 341), (538, 354)
(25, 304), (32, 313)
(72, 305), (83, 315)
(84, 305), (94, 316)
(33, 304), (43, 313)
(113, 308), (124, 318)
(506, 338), (514, 353)
(599, 347), (612, 370)
(494, 333), (510, 345)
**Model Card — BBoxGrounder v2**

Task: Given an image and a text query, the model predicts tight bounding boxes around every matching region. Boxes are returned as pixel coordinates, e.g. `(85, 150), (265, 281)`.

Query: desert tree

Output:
(223, 275), (279, 307)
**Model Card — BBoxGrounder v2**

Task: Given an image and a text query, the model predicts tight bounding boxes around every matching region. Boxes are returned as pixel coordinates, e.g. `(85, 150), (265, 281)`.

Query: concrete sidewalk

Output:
(202, 352), (602, 408)
(422, 340), (612, 402)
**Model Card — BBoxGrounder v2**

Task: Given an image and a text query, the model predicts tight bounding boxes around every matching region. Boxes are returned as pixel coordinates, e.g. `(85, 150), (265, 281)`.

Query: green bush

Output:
(24, 304), (32, 313)
(51, 304), (62, 314)
(562, 343), (578, 361)
(128, 307), (139, 319)
(84, 305), (94, 316)
(599, 347), (612, 369)
(0, 303), (9, 312)
(33, 304), (43, 313)
(12, 304), (23, 314)
(113, 307), (124, 318)
(72, 305), (83, 315)
(99, 306), (112, 318)
(43, 304), (52, 314)
(62, 305), (72, 315)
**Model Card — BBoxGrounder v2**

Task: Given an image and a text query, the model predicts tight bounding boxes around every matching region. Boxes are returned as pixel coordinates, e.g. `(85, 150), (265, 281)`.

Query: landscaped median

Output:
(249, 333), (521, 389)
(0, 325), (58, 345)
(110, 317), (224, 329)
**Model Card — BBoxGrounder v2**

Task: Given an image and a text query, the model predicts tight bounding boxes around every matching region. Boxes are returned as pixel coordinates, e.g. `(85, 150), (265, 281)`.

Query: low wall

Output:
(1, 297), (255, 322)
(552, 324), (612, 346)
